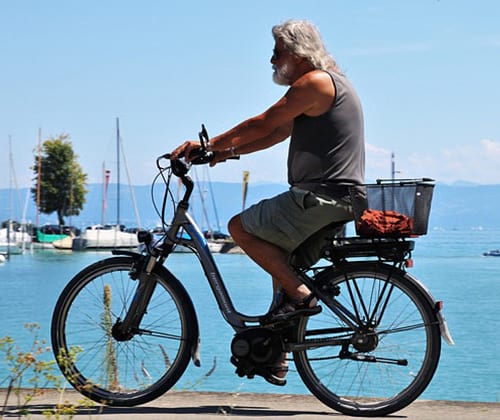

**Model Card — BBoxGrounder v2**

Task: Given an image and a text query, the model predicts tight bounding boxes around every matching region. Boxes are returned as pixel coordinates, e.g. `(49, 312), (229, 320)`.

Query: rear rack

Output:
(322, 237), (414, 263)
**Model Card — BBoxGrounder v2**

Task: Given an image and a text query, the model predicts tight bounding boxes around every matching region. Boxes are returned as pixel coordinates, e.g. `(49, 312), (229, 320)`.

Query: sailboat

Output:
(75, 224), (139, 249)
(0, 237), (22, 256)
(168, 169), (247, 254)
(0, 136), (32, 256)
(193, 167), (245, 253)
(53, 119), (140, 250)
(0, 221), (29, 255)
(199, 170), (248, 254)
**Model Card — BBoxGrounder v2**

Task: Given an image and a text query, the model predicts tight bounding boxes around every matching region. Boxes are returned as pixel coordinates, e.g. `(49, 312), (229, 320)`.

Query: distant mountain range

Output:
(1, 182), (499, 231)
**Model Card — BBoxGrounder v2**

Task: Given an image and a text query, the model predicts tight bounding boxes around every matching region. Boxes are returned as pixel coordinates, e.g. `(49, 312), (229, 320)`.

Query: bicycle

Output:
(51, 126), (454, 417)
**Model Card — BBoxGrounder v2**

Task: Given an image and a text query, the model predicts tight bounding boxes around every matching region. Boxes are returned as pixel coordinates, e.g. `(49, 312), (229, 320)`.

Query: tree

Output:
(31, 134), (88, 225)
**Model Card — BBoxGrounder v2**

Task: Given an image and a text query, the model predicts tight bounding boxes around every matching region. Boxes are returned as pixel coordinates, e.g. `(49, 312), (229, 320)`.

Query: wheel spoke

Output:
(294, 263), (441, 417)
(51, 257), (196, 406)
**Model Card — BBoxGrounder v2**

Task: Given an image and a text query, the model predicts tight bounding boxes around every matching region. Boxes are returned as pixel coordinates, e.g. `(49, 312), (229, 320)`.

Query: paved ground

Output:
(1, 389), (499, 419)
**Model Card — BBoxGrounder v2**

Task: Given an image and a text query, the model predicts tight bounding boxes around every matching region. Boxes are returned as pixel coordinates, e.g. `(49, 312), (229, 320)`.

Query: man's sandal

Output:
(263, 363), (288, 386)
(266, 293), (321, 323)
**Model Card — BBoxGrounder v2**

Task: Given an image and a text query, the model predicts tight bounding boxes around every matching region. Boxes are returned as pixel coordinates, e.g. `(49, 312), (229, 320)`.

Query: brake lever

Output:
(198, 124), (210, 149)
(196, 124), (240, 162)
(190, 123), (215, 164)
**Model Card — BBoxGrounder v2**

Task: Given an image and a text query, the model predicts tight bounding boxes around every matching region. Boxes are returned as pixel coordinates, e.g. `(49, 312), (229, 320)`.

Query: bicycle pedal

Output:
(231, 356), (256, 378)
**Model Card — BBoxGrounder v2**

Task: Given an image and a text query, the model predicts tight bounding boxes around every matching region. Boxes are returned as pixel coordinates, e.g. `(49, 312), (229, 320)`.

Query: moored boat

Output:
(35, 225), (80, 245)
(0, 223), (31, 253)
(53, 224), (139, 250)
(76, 224), (139, 249)
(483, 249), (500, 257)
(0, 241), (22, 255)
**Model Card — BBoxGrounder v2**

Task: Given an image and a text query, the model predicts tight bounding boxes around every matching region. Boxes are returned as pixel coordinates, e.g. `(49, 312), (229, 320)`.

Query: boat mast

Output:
(116, 117), (120, 228)
(7, 136), (13, 259)
(119, 135), (142, 229)
(391, 152), (400, 180)
(101, 163), (111, 226)
(36, 128), (42, 226)
(205, 167), (221, 232)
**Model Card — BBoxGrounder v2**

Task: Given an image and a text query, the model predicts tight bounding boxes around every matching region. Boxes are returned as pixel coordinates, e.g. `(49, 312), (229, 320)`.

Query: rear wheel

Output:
(294, 263), (441, 417)
(51, 256), (198, 406)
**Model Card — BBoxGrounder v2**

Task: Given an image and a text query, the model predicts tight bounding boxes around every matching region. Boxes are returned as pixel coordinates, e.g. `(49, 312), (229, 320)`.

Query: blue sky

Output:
(1, 0), (500, 190)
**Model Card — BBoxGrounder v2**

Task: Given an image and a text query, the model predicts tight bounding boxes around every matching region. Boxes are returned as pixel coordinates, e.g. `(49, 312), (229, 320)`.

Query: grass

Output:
(0, 322), (219, 419)
(0, 323), (94, 419)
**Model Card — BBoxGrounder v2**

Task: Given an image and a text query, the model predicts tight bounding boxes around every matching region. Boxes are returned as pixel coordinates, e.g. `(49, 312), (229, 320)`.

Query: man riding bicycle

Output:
(171, 19), (365, 385)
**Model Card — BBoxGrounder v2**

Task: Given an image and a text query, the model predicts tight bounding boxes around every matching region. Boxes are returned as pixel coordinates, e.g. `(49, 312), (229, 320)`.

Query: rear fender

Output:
(402, 270), (455, 346)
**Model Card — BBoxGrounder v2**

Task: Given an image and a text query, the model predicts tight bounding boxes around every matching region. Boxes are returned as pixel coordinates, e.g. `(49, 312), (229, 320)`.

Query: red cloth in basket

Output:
(357, 209), (414, 237)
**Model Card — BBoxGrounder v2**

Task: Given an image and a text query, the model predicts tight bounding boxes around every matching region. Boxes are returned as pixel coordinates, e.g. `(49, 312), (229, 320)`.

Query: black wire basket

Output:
(350, 179), (435, 237)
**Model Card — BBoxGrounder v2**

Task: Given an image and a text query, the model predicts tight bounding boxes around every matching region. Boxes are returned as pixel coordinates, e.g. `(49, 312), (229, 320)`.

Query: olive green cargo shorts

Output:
(240, 186), (353, 267)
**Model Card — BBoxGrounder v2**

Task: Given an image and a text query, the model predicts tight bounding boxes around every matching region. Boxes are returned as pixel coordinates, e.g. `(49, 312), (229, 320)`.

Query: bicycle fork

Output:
(111, 254), (159, 341)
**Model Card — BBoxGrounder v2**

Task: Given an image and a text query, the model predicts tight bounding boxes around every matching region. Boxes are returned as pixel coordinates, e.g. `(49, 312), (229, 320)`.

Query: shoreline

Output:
(2, 389), (500, 419)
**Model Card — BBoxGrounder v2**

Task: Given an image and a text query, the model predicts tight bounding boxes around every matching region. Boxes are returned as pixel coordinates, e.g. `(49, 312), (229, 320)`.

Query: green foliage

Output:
(31, 134), (88, 225)
(0, 324), (220, 417)
(0, 324), (95, 419)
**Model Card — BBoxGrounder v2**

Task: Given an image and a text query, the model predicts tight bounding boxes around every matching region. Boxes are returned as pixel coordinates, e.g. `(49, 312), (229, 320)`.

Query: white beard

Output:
(272, 61), (294, 86)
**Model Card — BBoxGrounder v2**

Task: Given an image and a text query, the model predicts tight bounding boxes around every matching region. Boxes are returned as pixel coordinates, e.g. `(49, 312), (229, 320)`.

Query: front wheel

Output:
(293, 262), (441, 417)
(51, 256), (198, 406)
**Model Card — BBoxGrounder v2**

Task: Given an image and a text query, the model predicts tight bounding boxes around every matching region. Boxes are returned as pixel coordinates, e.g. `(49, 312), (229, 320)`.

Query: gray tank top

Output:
(288, 70), (365, 199)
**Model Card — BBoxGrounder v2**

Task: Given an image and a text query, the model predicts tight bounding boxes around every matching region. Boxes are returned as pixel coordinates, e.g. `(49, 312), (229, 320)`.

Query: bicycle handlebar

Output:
(157, 124), (239, 173)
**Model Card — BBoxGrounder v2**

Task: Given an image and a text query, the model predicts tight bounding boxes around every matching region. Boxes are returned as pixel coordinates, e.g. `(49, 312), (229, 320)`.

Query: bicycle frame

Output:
(166, 203), (263, 330)
(143, 158), (386, 337)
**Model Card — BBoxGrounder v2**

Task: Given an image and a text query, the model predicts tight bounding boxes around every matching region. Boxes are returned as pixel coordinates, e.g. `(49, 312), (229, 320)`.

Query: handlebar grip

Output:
(158, 153), (171, 160)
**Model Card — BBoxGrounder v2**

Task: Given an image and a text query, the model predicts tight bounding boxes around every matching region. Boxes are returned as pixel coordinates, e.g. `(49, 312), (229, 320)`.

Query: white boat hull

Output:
(0, 242), (23, 255)
(0, 228), (32, 249)
(53, 225), (140, 250)
(81, 228), (139, 249)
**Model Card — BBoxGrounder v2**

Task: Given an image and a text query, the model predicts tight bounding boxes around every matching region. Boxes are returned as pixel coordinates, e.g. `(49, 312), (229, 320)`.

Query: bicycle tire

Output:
(293, 262), (441, 417)
(51, 256), (198, 406)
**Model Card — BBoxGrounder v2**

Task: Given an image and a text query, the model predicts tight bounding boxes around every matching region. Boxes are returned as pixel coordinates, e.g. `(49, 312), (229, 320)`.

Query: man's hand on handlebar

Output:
(170, 126), (239, 166)
(170, 141), (234, 167)
(170, 140), (202, 162)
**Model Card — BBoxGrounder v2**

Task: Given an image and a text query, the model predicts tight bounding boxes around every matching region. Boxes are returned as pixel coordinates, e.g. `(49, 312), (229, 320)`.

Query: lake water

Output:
(1, 228), (500, 402)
